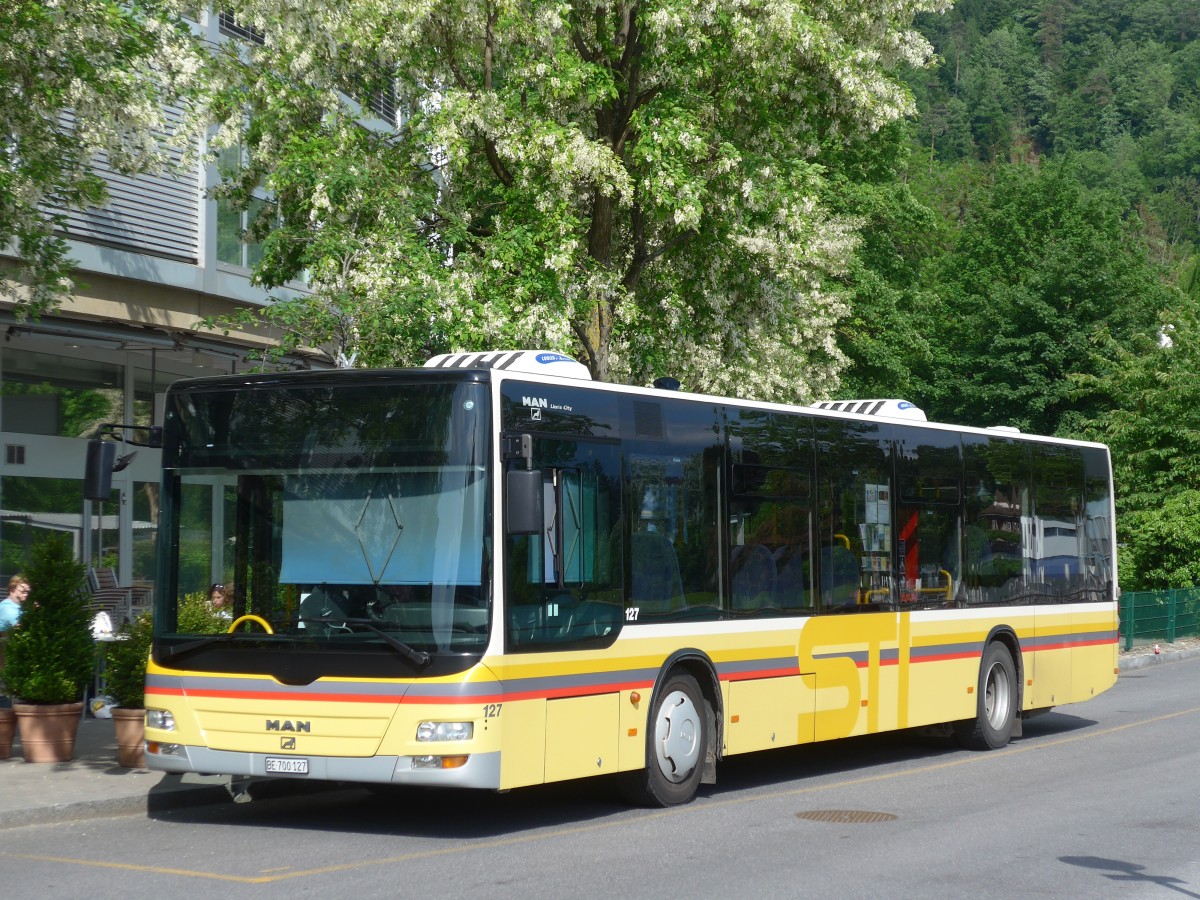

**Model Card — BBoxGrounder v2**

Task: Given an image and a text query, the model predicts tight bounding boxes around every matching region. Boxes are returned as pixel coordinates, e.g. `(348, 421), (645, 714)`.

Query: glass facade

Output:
(0, 335), (243, 605)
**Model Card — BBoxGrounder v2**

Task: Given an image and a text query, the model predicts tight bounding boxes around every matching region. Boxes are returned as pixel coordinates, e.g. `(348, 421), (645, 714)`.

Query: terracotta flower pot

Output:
(0, 707), (14, 760)
(13, 702), (84, 763)
(112, 707), (146, 768)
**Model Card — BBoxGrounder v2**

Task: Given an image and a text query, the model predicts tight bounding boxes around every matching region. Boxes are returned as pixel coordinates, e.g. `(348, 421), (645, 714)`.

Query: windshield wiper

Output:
(304, 617), (431, 669)
(160, 630), (258, 661)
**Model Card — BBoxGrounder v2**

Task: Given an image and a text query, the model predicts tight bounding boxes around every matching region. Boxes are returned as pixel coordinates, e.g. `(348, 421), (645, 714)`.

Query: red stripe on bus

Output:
(146, 680), (660, 706)
(145, 687), (406, 704)
(904, 651), (981, 665)
(1031, 637), (1118, 652)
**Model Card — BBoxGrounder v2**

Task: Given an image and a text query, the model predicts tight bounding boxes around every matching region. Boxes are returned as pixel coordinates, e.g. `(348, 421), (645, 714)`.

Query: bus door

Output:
(503, 435), (624, 782)
(504, 436), (624, 648)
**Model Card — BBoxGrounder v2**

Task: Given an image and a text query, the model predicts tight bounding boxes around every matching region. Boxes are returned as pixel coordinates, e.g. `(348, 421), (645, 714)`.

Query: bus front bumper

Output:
(145, 743), (502, 789)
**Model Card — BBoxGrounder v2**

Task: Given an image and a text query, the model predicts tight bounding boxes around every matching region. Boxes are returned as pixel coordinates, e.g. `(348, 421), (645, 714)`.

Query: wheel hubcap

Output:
(654, 689), (701, 783)
(983, 661), (1011, 729)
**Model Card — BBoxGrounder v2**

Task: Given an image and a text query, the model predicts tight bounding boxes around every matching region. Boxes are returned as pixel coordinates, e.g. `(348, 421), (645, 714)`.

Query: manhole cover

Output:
(796, 810), (898, 824)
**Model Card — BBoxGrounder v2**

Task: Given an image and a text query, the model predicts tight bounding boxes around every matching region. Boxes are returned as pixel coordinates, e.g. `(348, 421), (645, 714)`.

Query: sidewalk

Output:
(0, 715), (233, 830)
(1, 640), (1199, 830)
(1117, 636), (1200, 670)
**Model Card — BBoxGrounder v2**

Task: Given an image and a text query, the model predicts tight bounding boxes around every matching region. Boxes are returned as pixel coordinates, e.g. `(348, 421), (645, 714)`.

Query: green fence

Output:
(1120, 588), (1200, 651)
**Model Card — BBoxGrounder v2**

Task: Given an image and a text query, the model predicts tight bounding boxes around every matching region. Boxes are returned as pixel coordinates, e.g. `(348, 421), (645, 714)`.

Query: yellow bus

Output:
(144, 350), (1118, 806)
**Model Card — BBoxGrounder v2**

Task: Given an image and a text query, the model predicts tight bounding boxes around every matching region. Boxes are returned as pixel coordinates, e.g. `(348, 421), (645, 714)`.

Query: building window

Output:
(214, 143), (270, 270)
(0, 349), (123, 438)
(367, 81), (399, 125)
(216, 194), (268, 269)
(218, 11), (265, 45)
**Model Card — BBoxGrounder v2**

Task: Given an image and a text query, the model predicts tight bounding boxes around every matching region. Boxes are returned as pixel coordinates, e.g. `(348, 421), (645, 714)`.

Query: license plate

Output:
(265, 757), (309, 775)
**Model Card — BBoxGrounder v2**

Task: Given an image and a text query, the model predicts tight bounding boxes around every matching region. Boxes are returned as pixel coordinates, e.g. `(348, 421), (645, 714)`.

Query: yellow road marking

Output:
(4, 704), (1199, 884)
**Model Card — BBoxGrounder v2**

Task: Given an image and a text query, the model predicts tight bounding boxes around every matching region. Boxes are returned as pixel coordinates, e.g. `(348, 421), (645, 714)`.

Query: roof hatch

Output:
(810, 399), (927, 421)
(424, 350), (592, 381)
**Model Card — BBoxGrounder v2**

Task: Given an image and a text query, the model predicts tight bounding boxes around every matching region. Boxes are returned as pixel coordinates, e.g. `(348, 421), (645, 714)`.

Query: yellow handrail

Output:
(227, 614), (273, 634)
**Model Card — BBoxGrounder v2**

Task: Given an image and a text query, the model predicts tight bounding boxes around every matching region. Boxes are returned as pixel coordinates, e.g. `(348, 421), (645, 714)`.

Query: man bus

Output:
(144, 350), (1118, 806)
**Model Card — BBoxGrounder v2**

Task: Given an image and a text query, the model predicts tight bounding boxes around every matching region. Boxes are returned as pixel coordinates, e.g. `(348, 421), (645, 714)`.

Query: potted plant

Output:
(2, 537), (97, 762)
(103, 611), (152, 767)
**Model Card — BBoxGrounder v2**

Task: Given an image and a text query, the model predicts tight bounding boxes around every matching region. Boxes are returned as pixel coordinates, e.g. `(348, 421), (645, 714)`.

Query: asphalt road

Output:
(1, 655), (1198, 900)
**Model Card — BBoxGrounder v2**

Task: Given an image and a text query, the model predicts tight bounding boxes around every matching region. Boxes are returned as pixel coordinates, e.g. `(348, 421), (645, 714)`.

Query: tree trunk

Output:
(581, 191), (615, 382)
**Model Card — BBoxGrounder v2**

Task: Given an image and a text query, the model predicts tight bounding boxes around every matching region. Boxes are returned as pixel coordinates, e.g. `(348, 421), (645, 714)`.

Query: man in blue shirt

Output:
(0, 575), (28, 632)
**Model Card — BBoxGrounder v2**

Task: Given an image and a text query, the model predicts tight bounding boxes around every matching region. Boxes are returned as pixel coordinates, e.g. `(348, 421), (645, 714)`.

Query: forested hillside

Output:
(833, 0), (1199, 589)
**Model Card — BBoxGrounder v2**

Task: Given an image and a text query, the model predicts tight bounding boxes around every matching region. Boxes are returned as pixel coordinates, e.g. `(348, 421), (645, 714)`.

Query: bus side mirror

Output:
(506, 468), (544, 535)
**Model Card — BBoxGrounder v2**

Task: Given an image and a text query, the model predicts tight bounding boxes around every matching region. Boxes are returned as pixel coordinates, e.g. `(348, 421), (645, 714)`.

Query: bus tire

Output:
(619, 672), (707, 807)
(954, 641), (1017, 750)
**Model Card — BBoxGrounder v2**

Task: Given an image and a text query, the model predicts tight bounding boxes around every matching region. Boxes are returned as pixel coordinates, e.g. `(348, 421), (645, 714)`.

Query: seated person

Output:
(207, 583), (233, 620)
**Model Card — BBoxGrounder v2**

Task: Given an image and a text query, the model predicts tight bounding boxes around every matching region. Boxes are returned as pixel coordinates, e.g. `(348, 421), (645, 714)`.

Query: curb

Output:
(0, 776), (235, 832)
(0, 794), (153, 831)
(1118, 646), (1200, 671)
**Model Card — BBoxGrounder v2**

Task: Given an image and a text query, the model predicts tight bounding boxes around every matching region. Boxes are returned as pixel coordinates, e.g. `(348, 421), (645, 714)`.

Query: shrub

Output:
(178, 591), (227, 634)
(104, 612), (153, 709)
(1, 537), (95, 704)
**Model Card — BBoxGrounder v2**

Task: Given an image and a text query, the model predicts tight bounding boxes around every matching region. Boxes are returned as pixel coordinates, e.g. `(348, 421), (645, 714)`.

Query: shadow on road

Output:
(148, 709), (1100, 839)
(1061, 856), (1200, 898)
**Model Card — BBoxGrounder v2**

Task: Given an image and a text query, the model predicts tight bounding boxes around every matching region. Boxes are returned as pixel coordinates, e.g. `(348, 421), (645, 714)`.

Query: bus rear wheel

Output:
(954, 641), (1017, 750)
(619, 672), (707, 807)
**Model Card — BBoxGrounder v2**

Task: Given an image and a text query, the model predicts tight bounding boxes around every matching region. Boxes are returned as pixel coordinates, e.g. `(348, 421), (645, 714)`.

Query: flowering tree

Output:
(208, 0), (947, 398)
(0, 0), (204, 314)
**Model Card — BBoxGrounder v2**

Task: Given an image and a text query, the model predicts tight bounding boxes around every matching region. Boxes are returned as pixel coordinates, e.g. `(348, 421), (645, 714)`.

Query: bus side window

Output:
(963, 436), (1030, 606)
(1031, 444), (1085, 604)
(630, 531), (685, 613)
(1082, 447), (1114, 602)
(628, 446), (721, 621)
(505, 440), (623, 650)
(727, 409), (815, 616)
(894, 428), (963, 609)
(814, 418), (893, 612)
(820, 542), (860, 607)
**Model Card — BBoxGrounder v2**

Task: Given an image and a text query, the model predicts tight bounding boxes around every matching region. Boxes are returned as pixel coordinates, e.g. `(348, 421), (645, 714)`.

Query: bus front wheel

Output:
(954, 641), (1017, 750)
(619, 672), (707, 807)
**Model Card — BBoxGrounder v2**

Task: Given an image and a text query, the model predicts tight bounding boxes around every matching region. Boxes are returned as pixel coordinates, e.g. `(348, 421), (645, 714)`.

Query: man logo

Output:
(281, 737), (296, 750)
(265, 720), (311, 733)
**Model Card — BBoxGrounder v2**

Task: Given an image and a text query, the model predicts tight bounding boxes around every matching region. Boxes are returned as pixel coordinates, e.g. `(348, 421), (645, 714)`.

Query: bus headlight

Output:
(146, 709), (176, 731)
(416, 721), (473, 742)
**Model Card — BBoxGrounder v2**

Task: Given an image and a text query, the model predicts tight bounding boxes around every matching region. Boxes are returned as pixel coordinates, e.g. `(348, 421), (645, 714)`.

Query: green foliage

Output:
(177, 592), (227, 635)
(0, 0), (206, 316)
(822, 125), (942, 399)
(0, 382), (117, 439)
(1, 537), (96, 704)
(104, 612), (152, 709)
(1117, 494), (1200, 591)
(915, 160), (1173, 434)
(201, 0), (948, 400)
(1071, 304), (1200, 590)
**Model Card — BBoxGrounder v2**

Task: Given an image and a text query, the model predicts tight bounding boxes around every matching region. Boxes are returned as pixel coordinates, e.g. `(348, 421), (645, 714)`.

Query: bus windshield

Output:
(155, 375), (491, 669)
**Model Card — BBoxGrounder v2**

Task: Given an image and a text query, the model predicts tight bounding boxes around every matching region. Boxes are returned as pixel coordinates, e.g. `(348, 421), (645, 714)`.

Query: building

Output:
(0, 9), (405, 599)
